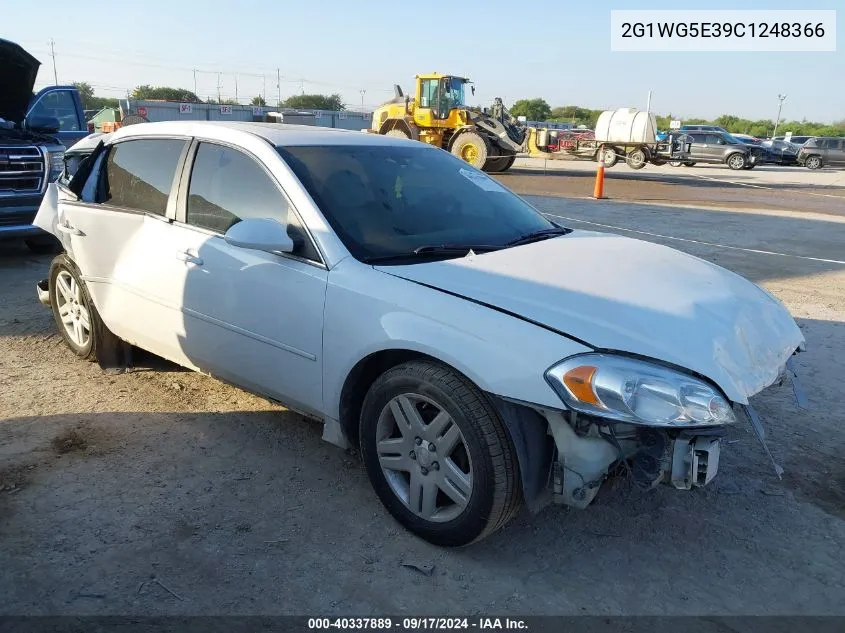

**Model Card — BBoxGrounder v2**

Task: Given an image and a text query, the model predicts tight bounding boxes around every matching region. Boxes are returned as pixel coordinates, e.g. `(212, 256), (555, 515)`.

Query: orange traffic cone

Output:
(593, 155), (606, 199)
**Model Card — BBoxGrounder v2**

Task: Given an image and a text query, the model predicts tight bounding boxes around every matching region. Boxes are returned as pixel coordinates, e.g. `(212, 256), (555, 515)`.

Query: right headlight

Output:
(545, 353), (736, 427)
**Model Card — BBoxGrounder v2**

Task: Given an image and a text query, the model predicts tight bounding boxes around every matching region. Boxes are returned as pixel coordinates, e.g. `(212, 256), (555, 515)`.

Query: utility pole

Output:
(263, 75), (267, 106)
(235, 74), (239, 103)
(276, 68), (281, 107)
(193, 69), (197, 96)
(49, 39), (58, 84)
(772, 93), (787, 138)
(359, 89), (366, 111)
(216, 73), (222, 104)
(646, 90), (652, 114)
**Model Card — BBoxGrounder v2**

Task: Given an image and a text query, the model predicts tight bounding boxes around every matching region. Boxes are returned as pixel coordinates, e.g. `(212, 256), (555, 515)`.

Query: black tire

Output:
(359, 360), (522, 547)
(683, 161), (696, 167)
(626, 148), (647, 170)
(25, 235), (63, 255)
(484, 153), (516, 173)
(48, 255), (106, 361)
(727, 153), (747, 170)
(385, 128), (410, 139)
(600, 146), (619, 167)
(450, 131), (489, 170)
(668, 160), (684, 167)
(805, 155), (823, 170)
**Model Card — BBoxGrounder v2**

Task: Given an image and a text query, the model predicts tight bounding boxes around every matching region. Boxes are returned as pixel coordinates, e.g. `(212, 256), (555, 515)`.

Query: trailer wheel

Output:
(451, 132), (489, 170)
(626, 148), (647, 170)
(601, 147), (619, 167)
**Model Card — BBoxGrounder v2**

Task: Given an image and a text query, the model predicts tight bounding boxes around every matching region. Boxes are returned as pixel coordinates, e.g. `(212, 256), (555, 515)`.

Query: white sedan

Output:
(34, 121), (805, 546)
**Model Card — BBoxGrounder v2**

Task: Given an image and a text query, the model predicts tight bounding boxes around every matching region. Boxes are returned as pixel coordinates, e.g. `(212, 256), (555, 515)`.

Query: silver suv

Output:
(797, 137), (845, 170)
(673, 131), (761, 170)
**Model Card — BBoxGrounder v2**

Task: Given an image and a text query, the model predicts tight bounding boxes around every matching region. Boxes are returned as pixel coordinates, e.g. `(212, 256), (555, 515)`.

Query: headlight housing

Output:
(545, 353), (736, 427)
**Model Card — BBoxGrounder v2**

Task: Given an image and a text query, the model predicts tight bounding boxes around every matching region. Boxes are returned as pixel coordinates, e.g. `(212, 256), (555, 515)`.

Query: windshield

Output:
(276, 144), (557, 262)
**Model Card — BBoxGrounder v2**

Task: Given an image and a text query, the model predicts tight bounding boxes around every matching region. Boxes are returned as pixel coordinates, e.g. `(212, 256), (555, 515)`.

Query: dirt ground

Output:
(1, 181), (844, 615)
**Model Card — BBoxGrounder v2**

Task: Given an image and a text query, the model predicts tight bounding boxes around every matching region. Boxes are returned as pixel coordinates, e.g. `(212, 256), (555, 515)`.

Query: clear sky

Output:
(7, 0), (843, 122)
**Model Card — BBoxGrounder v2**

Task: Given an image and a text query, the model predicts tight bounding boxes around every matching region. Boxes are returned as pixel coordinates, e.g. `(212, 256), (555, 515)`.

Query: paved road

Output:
(495, 159), (845, 217)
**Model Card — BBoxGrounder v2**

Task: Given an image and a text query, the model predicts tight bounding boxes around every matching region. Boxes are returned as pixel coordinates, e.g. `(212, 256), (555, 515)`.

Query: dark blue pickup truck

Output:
(1, 38), (88, 253)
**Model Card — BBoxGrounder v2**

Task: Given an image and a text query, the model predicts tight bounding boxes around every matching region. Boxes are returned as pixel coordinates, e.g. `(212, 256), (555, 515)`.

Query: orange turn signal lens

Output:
(562, 365), (601, 406)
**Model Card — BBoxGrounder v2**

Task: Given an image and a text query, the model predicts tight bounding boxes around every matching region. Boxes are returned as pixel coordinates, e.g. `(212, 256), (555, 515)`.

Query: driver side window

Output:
(186, 142), (320, 263)
(28, 91), (80, 131)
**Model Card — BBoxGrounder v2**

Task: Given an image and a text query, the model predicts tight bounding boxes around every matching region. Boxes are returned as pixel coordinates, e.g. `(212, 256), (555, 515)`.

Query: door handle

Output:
(175, 250), (203, 266)
(56, 222), (84, 236)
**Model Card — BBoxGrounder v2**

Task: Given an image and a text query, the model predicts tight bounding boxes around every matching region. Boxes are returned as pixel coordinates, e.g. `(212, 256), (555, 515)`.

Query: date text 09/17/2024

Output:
(307, 617), (529, 630)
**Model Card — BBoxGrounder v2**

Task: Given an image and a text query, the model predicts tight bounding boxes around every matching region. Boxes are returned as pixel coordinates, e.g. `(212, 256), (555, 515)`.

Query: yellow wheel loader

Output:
(370, 73), (527, 173)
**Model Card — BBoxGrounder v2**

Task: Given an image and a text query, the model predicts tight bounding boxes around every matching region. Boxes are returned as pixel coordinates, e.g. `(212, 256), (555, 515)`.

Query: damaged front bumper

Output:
(538, 351), (808, 509)
(544, 410), (724, 508)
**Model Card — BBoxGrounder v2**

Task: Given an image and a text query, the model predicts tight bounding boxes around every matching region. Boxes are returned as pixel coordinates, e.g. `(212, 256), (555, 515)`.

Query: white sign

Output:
(315, 111), (322, 119)
(179, 103), (193, 114)
(252, 106), (264, 116)
(517, 115), (527, 123)
(784, 131), (793, 140)
(669, 120), (681, 129)
(220, 105), (233, 115)
(338, 112), (347, 120)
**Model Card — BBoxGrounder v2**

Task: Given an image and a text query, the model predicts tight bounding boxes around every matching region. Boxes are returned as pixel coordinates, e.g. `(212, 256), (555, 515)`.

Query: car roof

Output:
(106, 120), (418, 148)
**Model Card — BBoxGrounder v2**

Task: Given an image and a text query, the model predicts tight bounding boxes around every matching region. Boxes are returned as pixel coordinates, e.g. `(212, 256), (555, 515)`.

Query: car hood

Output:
(0, 38), (40, 123)
(376, 230), (805, 404)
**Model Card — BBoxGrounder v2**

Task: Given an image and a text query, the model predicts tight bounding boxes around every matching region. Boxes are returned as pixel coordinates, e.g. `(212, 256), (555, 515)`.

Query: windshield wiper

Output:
(413, 244), (501, 255)
(361, 244), (501, 265)
(505, 227), (571, 247)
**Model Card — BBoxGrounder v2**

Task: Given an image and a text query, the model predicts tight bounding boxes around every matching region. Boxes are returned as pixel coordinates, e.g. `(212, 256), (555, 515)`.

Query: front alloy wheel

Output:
(360, 360), (522, 546)
(376, 393), (472, 523)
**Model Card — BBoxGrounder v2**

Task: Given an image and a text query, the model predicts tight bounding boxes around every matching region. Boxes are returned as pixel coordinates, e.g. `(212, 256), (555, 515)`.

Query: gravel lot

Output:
(1, 188), (843, 615)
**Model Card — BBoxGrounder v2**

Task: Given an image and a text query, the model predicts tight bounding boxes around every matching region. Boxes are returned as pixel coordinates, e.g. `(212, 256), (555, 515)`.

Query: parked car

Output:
(1, 38), (87, 253)
(679, 124), (729, 134)
(668, 131), (763, 169)
(758, 139), (801, 166)
(796, 137), (845, 169)
(731, 133), (763, 145)
(773, 135), (814, 146)
(33, 120), (805, 546)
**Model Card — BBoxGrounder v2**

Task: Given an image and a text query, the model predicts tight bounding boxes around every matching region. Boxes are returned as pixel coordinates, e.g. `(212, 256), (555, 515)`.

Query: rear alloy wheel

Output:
(360, 360), (522, 546)
(805, 155), (823, 170)
(727, 153), (747, 170)
(451, 132), (489, 170)
(49, 255), (101, 360)
(626, 148), (647, 169)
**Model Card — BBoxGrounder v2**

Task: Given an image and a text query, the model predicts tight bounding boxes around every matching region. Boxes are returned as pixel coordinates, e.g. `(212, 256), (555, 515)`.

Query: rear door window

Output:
(102, 139), (188, 215)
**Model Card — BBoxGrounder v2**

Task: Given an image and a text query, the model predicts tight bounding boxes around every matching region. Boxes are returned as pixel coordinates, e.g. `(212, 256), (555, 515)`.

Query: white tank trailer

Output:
(592, 108), (664, 169)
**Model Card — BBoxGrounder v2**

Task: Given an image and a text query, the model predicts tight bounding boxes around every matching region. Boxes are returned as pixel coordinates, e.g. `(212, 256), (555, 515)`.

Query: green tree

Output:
(72, 81), (119, 112)
(510, 98), (551, 122)
(73, 81), (95, 109)
(282, 93), (345, 111)
(251, 95), (267, 106)
(131, 85), (201, 103)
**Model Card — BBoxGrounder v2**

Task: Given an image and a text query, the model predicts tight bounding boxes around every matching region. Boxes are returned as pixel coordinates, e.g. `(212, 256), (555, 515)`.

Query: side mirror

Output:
(223, 218), (294, 254)
(24, 115), (61, 134)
